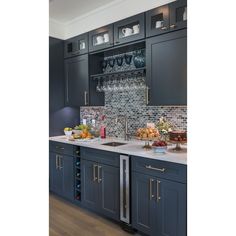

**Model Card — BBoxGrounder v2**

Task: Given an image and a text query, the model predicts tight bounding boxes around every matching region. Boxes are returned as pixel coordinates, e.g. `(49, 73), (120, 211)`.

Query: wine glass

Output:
(101, 59), (107, 73)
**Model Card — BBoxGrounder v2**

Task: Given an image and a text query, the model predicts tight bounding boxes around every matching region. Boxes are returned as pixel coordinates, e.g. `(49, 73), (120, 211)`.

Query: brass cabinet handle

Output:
(98, 166), (102, 183)
(93, 164), (98, 181)
(149, 178), (154, 200)
(146, 86), (149, 105)
(55, 155), (59, 169)
(145, 165), (166, 172)
(156, 180), (161, 202)
(170, 24), (177, 29)
(84, 91), (88, 105)
(59, 156), (63, 169)
(66, 76), (69, 102)
(56, 146), (64, 150)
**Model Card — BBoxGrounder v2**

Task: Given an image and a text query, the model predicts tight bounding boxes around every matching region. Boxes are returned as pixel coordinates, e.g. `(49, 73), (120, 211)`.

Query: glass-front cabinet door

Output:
(146, 5), (170, 37)
(114, 13), (145, 45)
(64, 33), (88, 58)
(89, 24), (114, 52)
(169, 0), (187, 31)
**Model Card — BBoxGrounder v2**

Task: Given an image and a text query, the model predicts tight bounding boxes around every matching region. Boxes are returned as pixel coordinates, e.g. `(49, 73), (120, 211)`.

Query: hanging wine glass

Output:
(101, 59), (107, 73)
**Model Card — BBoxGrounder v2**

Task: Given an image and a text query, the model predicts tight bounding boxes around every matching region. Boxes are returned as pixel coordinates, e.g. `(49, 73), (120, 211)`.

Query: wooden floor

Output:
(49, 194), (140, 236)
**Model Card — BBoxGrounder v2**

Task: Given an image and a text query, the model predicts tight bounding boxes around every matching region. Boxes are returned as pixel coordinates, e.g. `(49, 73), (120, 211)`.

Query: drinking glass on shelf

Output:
(116, 56), (123, 67)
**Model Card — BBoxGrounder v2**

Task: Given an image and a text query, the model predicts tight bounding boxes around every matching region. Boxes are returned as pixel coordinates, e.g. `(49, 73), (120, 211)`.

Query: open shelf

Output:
(90, 67), (146, 80)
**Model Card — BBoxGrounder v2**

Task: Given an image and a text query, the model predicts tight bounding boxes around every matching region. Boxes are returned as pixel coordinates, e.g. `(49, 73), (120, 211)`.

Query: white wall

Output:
(49, 0), (175, 40)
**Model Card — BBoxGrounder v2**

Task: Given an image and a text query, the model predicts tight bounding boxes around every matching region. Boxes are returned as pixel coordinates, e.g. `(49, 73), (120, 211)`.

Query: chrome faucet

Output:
(115, 116), (131, 141)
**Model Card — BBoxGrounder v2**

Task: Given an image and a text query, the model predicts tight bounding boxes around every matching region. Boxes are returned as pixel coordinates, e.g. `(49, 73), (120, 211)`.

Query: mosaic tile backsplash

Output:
(80, 88), (187, 138)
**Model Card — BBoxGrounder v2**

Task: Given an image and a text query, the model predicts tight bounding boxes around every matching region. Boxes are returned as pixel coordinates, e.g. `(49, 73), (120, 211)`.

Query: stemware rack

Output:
(90, 67), (146, 80)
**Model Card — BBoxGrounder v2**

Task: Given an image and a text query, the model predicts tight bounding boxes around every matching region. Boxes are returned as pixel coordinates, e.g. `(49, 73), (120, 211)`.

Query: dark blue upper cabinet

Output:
(146, 5), (170, 37)
(146, 29), (187, 105)
(64, 33), (88, 58)
(169, 0), (187, 31)
(64, 54), (89, 107)
(114, 13), (145, 45)
(89, 24), (114, 52)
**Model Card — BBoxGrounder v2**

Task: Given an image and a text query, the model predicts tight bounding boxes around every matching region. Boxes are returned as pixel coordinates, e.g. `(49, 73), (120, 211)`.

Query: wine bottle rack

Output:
(74, 148), (81, 202)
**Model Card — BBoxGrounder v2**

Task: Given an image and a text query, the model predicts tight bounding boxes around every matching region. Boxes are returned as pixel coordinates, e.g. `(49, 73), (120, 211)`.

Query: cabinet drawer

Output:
(131, 156), (187, 183)
(49, 141), (74, 156)
(81, 147), (119, 167)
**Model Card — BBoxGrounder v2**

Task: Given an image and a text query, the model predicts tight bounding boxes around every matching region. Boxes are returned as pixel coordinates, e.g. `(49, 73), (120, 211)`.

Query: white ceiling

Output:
(49, 0), (120, 24)
(49, 0), (174, 39)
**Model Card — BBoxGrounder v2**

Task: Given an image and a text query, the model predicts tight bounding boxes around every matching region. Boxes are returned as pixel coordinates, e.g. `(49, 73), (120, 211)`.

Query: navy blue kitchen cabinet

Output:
(132, 172), (154, 235)
(99, 164), (119, 220)
(132, 156), (187, 236)
(132, 172), (186, 236)
(64, 54), (89, 107)
(49, 142), (75, 202)
(64, 33), (88, 58)
(113, 13), (145, 45)
(81, 159), (99, 210)
(146, 0), (187, 37)
(81, 148), (120, 221)
(146, 29), (187, 105)
(49, 152), (63, 196)
(89, 24), (114, 52)
(155, 178), (187, 236)
(169, 0), (187, 31)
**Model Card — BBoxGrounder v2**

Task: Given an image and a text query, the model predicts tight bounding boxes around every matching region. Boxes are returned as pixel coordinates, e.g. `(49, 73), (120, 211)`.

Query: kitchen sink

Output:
(102, 142), (127, 147)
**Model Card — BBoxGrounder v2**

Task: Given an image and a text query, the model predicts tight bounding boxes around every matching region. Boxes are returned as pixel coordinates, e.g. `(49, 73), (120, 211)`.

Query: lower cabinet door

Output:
(98, 164), (120, 221)
(132, 172), (156, 236)
(61, 155), (75, 201)
(155, 178), (187, 236)
(81, 159), (99, 210)
(49, 152), (63, 196)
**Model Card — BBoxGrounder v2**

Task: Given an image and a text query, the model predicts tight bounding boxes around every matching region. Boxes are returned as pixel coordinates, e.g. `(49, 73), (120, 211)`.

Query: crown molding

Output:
(49, 0), (175, 40)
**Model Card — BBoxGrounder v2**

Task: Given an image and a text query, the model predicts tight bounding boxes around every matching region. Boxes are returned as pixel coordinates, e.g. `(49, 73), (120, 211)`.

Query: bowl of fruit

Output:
(64, 127), (73, 136)
(73, 124), (89, 135)
(152, 141), (168, 154)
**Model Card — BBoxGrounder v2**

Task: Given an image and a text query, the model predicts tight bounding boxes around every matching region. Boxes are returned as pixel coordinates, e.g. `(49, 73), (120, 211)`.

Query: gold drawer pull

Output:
(157, 180), (161, 202)
(149, 178), (154, 200)
(145, 165), (166, 172)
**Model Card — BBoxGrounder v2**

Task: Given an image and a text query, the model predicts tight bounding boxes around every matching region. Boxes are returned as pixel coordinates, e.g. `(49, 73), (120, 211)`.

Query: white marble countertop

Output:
(49, 136), (187, 165)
